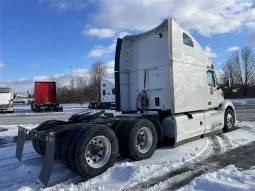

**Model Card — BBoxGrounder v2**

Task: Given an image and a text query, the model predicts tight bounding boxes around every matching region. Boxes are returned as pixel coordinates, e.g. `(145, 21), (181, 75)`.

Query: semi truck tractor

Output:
(16, 18), (235, 186)
(30, 81), (63, 112)
(88, 79), (116, 109)
(0, 87), (15, 113)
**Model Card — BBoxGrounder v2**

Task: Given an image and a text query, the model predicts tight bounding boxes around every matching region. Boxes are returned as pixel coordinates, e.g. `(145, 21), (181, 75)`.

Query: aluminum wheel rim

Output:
(227, 113), (233, 128)
(136, 127), (153, 153)
(85, 136), (111, 168)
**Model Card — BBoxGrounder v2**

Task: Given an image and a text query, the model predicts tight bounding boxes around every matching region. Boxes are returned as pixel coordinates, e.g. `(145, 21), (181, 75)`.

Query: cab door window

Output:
(207, 71), (216, 87)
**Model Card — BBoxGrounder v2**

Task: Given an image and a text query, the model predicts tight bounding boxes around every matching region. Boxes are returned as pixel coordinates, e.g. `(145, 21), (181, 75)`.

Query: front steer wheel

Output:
(223, 109), (235, 132)
(72, 125), (119, 179)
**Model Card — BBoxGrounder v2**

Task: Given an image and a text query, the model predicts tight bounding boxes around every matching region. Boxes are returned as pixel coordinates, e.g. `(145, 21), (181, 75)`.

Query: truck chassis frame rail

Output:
(16, 126), (56, 187)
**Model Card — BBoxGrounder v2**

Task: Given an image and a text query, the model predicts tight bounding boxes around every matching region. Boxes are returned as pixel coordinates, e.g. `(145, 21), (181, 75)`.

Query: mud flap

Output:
(38, 133), (55, 187)
(15, 126), (56, 187)
(16, 126), (28, 162)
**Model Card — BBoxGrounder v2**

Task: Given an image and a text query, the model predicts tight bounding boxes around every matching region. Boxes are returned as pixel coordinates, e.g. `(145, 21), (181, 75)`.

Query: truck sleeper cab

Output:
(31, 81), (63, 112)
(16, 18), (235, 187)
(88, 79), (116, 109)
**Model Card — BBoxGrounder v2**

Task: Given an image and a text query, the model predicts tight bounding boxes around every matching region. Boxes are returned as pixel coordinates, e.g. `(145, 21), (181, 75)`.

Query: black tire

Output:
(32, 120), (65, 156)
(110, 121), (121, 132)
(117, 118), (157, 161)
(73, 125), (119, 179)
(61, 126), (84, 169)
(115, 119), (133, 158)
(32, 139), (44, 155)
(68, 125), (94, 172)
(35, 105), (40, 112)
(223, 109), (235, 132)
(104, 104), (110, 110)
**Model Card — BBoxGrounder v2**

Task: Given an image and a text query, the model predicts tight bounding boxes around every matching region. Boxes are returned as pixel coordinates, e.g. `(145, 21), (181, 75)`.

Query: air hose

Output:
(136, 71), (148, 112)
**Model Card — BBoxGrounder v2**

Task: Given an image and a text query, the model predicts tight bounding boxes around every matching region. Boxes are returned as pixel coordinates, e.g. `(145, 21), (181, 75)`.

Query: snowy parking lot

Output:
(0, 101), (254, 191)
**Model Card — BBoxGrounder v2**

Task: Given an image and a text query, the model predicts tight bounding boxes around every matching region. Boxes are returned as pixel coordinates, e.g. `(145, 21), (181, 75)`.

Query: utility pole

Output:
(69, 65), (73, 89)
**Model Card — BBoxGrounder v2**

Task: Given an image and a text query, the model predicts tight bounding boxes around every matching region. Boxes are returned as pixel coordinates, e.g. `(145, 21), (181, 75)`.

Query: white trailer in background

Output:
(16, 18), (236, 187)
(88, 79), (116, 109)
(0, 87), (15, 113)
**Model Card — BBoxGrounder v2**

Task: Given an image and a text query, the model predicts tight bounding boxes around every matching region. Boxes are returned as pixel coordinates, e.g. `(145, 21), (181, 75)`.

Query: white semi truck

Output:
(16, 18), (235, 186)
(88, 79), (116, 109)
(0, 87), (15, 113)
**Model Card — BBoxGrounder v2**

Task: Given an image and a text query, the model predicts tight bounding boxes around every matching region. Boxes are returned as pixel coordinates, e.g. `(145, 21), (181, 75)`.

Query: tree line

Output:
(219, 46), (255, 98)
(54, 61), (110, 104)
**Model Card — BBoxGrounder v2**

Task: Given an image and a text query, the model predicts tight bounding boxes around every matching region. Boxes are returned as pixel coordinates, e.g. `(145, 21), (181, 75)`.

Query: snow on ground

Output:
(0, 124), (38, 146)
(147, 164), (255, 191)
(0, 121), (252, 191)
(176, 165), (255, 191)
(0, 103), (89, 116)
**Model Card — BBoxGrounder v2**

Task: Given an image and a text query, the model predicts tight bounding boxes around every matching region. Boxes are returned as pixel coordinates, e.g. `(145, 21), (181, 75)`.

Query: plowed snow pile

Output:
(0, 121), (254, 191)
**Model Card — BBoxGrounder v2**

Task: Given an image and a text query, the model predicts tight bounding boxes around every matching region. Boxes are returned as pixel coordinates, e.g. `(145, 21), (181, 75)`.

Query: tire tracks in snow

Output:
(148, 140), (255, 191)
(123, 132), (236, 191)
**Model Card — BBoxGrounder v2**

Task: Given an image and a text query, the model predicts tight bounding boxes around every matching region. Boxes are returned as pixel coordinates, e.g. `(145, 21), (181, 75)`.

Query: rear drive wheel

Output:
(35, 105), (40, 112)
(117, 118), (157, 161)
(223, 109), (235, 132)
(74, 125), (118, 179)
(32, 120), (65, 156)
(61, 126), (84, 169)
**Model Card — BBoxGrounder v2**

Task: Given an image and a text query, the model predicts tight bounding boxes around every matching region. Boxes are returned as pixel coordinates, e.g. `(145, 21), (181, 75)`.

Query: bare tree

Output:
(221, 59), (237, 89)
(229, 47), (255, 96)
(49, 76), (62, 88)
(89, 61), (108, 100)
(75, 76), (87, 105)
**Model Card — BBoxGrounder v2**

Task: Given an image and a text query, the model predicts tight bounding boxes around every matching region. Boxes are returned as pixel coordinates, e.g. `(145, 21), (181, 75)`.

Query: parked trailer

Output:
(0, 87), (15, 113)
(88, 79), (116, 109)
(16, 18), (236, 187)
(30, 81), (63, 112)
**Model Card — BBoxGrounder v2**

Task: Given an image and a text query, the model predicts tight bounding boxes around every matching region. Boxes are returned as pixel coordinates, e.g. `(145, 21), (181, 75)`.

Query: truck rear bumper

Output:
(16, 126), (55, 187)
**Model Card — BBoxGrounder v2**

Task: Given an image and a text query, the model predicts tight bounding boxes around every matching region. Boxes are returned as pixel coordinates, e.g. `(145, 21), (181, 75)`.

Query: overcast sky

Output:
(0, 0), (255, 93)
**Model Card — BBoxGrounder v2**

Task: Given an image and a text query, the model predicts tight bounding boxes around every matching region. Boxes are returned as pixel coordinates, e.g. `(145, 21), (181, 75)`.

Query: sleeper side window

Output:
(207, 71), (216, 87)
(183, 33), (194, 47)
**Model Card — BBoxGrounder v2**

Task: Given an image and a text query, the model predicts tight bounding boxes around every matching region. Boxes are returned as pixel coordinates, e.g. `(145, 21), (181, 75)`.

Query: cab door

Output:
(207, 70), (218, 109)
(205, 70), (224, 133)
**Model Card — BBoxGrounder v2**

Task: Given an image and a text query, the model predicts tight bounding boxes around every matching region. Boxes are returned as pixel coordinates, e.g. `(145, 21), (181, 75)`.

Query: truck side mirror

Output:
(225, 78), (231, 88)
(13, 94), (16, 99)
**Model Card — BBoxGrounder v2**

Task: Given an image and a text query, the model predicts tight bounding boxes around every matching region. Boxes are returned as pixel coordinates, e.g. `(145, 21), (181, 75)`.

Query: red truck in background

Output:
(31, 81), (63, 112)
